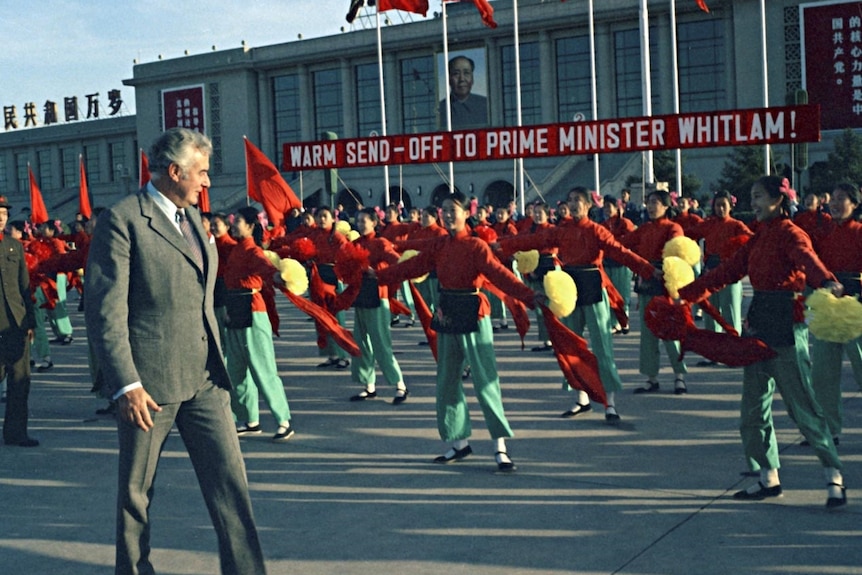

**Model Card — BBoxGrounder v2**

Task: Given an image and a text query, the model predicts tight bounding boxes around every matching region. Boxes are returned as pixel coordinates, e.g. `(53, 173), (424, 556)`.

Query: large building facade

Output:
(0, 0), (854, 221)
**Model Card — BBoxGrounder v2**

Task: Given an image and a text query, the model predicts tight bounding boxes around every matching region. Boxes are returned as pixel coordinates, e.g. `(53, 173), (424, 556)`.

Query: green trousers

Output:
(703, 281), (743, 335)
(638, 295), (687, 379)
(226, 311), (292, 425)
(604, 265), (632, 328)
(415, 276), (439, 312)
(487, 289), (508, 323)
(46, 273), (73, 338)
(526, 277), (550, 343)
(319, 280), (348, 359)
(561, 291), (623, 394)
(352, 300), (403, 387)
(435, 316), (513, 442)
(810, 333), (862, 437)
(741, 324), (841, 471)
(31, 289), (50, 360)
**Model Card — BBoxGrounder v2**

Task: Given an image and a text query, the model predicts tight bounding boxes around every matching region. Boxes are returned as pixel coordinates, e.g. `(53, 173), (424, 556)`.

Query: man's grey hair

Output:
(148, 128), (212, 178)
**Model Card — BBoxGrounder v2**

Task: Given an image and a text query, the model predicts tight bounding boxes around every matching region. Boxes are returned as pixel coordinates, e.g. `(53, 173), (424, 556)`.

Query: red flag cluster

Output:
(78, 155), (92, 219)
(378, 0), (429, 16)
(445, 0), (496, 29)
(28, 166), (49, 225)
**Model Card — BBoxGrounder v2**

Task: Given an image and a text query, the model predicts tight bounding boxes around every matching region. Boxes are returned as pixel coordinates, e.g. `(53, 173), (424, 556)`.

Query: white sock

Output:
(606, 405), (618, 416)
(759, 468), (780, 488)
(453, 439), (469, 450)
(577, 390), (589, 405)
(825, 467), (844, 499)
(494, 438), (511, 463)
(606, 392), (616, 408)
(494, 437), (507, 454)
(365, 383), (376, 394)
(395, 382), (406, 393)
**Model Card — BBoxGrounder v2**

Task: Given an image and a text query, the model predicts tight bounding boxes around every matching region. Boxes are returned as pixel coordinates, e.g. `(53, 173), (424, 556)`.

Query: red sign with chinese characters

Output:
(162, 85), (205, 133)
(802, 1), (862, 130)
(282, 105), (820, 170)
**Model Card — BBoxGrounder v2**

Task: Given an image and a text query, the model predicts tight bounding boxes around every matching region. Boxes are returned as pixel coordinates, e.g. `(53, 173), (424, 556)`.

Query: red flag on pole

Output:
(244, 137), (301, 230)
(78, 155), (92, 219)
(377, 0), (429, 16)
(696, 1), (709, 12)
(139, 149), (151, 188)
(28, 165), (49, 225)
(198, 186), (211, 212)
(445, 0), (497, 29)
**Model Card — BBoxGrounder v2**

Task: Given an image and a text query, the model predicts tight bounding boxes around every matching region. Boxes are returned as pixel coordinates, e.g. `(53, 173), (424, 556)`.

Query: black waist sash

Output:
(317, 263), (338, 286)
(562, 265), (603, 305)
(214, 276), (228, 308)
(224, 289), (254, 329)
(531, 253), (557, 280)
(704, 253), (721, 272)
(744, 290), (797, 347)
(432, 288), (480, 334)
(836, 272), (862, 297)
(634, 260), (666, 297)
(354, 276), (381, 308)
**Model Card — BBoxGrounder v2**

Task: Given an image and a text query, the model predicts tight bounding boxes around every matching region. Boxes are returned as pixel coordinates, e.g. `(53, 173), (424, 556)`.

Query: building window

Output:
(678, 19), (726, 112)
(556, 36), (592, 122)
(37, 149), (52, 190)
(502, 41), (541, 126)
(109, 141), (126, 183)
(273, 74), (302, 168)
(16, 154), (29, 194)
(0, 155), (7, 194)
(62, 148), (77, 188)
(614, 28), (660, 118)
(313, 68), (343, 137)
(356, 63), (382, 137)
(400, 55), (436, 133)
(84, 145), (100, 185)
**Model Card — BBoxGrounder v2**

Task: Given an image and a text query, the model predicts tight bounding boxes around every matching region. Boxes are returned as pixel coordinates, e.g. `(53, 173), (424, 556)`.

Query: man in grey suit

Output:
(85, 128), (267, 575)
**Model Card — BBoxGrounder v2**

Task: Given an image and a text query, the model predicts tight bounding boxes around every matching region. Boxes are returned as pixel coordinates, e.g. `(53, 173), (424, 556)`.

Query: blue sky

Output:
(0, 0), (432, 123)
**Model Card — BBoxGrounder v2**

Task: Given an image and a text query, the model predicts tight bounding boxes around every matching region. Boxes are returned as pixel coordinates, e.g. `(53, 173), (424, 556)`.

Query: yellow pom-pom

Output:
(544, 269), (577, 318)
(335, 220), (352, 236)
(662, 236), (701, 267)
(662, 256), (695, 299)
(279, 258), (309, 295)
(262, 250), (281, 269)
(396, 249), (428, 283)
(513, 250), (540, 275)
(806, 288), (862, 343)
(347, 230), (360, 242)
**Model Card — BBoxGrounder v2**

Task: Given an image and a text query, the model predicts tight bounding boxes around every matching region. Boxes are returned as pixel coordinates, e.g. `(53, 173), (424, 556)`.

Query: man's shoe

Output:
(5, 437), (39, 447)
(350, 390), (377, 401)
(434, 445), (472, 463)
(273, 425), (295, 442)
(733, 482), (783, 501)
(236, 423), (262, 436)
(561, 403), (591, 418)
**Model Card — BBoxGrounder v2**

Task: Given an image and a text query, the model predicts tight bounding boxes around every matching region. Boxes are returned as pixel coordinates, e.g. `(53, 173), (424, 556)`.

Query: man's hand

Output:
(118, 387), (162, 431)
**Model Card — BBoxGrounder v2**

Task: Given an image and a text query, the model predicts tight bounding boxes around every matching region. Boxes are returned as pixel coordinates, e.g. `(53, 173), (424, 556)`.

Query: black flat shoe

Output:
(434, 445), (472, 464)
(335, 358), (350, 369)
(350, 390), (377, 401)
(317, 358), (339, 368)
(733, 481), (782, 501)
(826, 482), (847, 509)
(392, 389), (409, 405)
(605, 412), (621, 425)
(5, 437), (39, 447)
(561, 403), (591, 418)
(673, 379), (687, 395)
(634, 381), (660, 394)
(495, 451), (517, 473)
(530, 344), (553, 352)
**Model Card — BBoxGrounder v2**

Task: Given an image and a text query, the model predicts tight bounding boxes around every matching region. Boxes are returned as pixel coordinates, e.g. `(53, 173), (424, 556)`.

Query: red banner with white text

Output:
(282, 105), (820, 170)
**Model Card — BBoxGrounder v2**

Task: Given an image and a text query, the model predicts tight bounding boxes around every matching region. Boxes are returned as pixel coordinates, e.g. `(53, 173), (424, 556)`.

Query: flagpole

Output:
(670, 0), (683, 194)
(760, 0), (770, 175)
(513, 0), (526, 215)
(376, 8), (392, 206)
(639, 0), (654, 186)
(588, 0), (600, 196)
(442, 0), (455, 194)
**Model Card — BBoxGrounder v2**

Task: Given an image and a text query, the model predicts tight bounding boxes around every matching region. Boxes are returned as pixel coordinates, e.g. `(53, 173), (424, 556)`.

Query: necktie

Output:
(176, 210), (204, 269)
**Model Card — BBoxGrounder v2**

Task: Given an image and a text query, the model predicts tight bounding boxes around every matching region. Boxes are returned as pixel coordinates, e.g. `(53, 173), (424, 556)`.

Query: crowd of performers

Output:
(9, 175), (862, 507)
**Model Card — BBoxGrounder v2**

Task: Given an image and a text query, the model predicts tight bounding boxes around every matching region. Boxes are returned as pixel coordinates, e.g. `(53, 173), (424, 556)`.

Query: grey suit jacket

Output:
(84, 188), (230, 403)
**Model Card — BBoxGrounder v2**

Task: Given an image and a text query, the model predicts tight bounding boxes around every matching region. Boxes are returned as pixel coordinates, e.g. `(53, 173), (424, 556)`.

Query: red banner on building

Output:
(162, 85), (205, 132)
(282, 105), (820, 170)
(801, 1), (862, 131)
